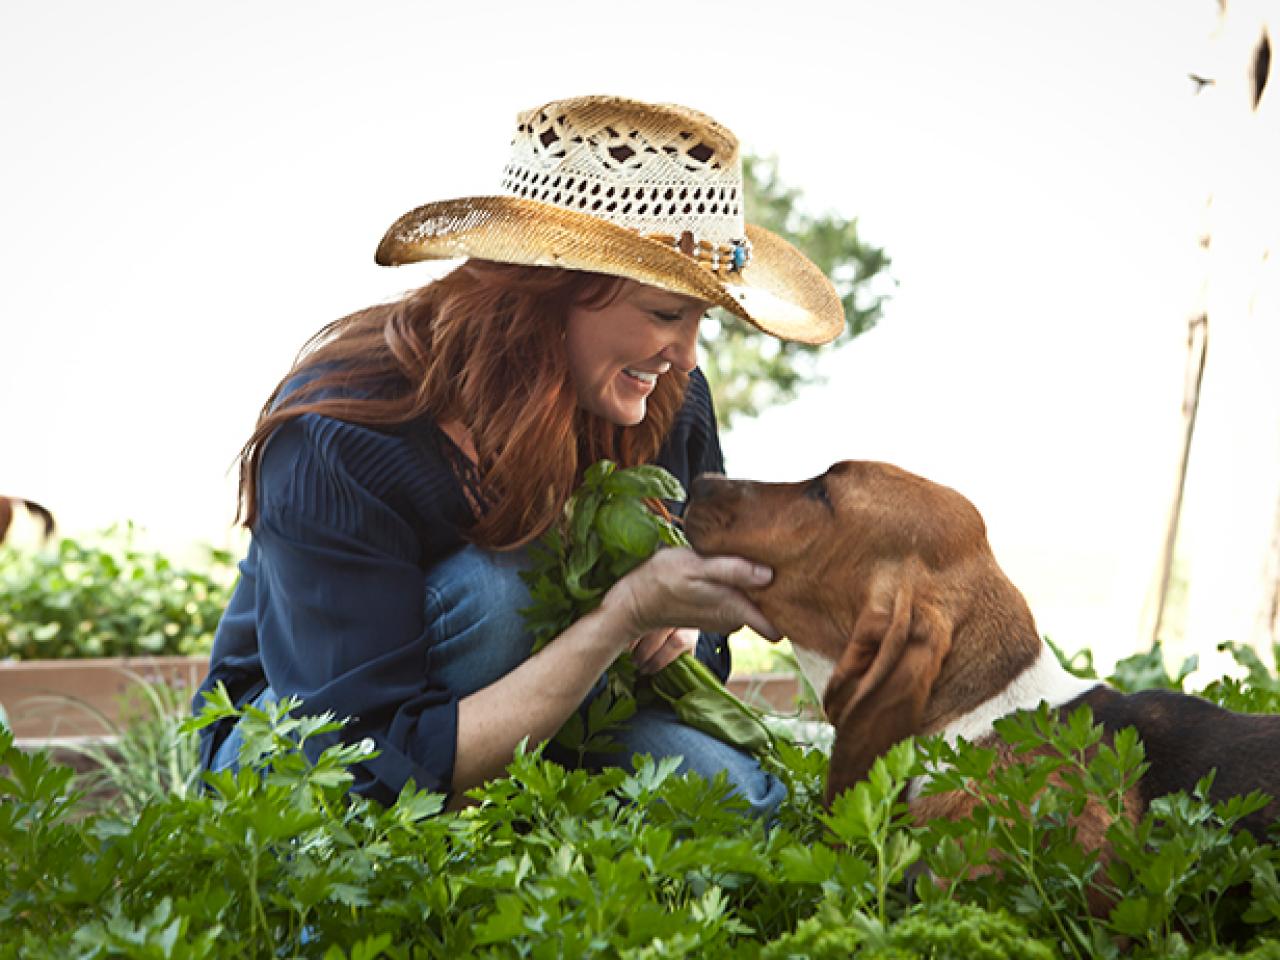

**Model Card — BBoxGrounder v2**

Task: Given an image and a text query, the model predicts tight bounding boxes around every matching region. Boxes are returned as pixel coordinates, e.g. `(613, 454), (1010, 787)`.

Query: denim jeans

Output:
(212, 545), (785, 819)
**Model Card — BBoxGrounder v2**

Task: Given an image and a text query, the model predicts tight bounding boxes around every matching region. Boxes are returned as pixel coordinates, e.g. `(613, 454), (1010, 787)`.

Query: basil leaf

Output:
(601, 464), (687, 502)
(568, 492), (602, 555)
(564, 534), (602, 601)
(594, 499), (660, 558)
(584, 459), (617, 487)
(657, 517), (690, 548)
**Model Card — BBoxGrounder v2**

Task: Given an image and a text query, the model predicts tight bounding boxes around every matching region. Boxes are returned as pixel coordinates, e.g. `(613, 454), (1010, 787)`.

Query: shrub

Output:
(0, 527), (237, 659)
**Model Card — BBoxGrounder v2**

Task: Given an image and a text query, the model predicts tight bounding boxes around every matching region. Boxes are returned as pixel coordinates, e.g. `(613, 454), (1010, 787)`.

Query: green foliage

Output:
(0, 692), (838, 958)
(1200, 642), (1280, 714)
(771, 898), (1059, 960)
(1052, 636), (1280, 715)
(59, 679), (205, 819)
(9, 646), (1280, 957)
(520, 460), (777, 764)
(875, 900), (1057, 959)
(915, 704), (1147, 958)
(1045, 634), (1200, 691)
(0, 526), (237, 659)
(909, 640), (1280, 960)
(520, 461), (687, 639)
(701, 154), (894, 426)
(1108, 644), (1201, 693)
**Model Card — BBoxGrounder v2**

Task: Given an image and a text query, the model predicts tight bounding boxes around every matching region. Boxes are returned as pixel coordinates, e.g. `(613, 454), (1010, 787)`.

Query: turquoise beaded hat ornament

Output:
(376, 95), (844, 345)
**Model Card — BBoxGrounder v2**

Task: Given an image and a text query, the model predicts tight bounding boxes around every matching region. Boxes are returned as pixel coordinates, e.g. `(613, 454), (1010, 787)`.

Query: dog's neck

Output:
(906, 640), (1101, 804)
(927, 641), (1101, 746)
(921, 563), (1099, 740)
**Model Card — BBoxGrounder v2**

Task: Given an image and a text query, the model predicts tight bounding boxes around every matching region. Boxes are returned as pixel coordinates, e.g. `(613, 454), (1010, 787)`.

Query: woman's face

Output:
(565, 280), (711, 426)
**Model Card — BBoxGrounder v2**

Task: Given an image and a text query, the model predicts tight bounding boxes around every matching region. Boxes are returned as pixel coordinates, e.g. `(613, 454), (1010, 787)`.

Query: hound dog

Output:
(684, 460), (1280, 842)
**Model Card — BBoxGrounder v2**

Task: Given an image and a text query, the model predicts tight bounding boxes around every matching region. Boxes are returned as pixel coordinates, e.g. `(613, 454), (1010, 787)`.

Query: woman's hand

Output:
(454, 548), (774, 796)
(630, 626), (698, 675)
(601, 546), (779, 645)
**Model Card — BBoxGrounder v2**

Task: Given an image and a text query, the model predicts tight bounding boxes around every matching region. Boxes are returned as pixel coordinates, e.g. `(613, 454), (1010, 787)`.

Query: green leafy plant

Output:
(1047, 635), (1200, 692)
(56, 676), (205, 819)
(8, 658), (1280, 957)
(1, 690), (834, 958)
(910, 672), (1280, 960)
(759, 897), (1057, 960)
(520, 459), (777, 763)
(0, 526), (237, 659)
(818, 740), (922, 926)
(914, 704), (1148, 959)
(1200, 642), (1280, 714)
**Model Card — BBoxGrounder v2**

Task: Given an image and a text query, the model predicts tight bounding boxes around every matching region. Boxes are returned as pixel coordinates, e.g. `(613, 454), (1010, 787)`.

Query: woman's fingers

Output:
(603, 547), (780, 642)
(667, 549), (780, 641)
(709, 598), (779, 646)
(630, 628), (670, 667)
(688, 554), (774, 591)
(632, 627), (698, 675)
(684, 553), (779, 640)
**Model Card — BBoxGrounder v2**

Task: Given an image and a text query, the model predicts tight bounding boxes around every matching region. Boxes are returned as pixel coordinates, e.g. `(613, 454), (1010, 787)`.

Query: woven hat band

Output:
(645, 231), (753, 276)
(498, 100), (747, 247)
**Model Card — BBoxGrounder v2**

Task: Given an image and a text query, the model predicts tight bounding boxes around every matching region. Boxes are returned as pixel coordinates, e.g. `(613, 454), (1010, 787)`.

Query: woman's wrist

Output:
(595, 582), (647, 649)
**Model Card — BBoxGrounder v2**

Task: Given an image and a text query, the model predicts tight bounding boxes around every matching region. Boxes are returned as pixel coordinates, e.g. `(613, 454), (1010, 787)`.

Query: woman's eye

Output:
(650, 306), (710, 324)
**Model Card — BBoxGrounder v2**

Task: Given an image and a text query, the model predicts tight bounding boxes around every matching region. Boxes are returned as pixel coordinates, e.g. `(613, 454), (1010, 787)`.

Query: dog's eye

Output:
(805, 477), (834, 510)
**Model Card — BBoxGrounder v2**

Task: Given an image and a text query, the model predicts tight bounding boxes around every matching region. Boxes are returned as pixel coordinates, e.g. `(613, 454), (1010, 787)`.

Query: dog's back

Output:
(1072, 685), (1280, 838)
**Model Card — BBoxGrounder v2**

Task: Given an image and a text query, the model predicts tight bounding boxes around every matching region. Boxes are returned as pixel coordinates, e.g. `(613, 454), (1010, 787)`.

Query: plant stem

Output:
(994, 816), (1085, 960)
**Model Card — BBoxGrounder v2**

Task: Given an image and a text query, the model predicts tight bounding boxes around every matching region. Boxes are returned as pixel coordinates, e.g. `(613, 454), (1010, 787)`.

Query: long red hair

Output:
(236, 260), (689, 549)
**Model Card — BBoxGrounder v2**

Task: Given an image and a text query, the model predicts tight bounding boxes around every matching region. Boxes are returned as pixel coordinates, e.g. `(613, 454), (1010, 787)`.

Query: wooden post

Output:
(1148, 311), (1208, 647)
(1170, 0), (1280, 656)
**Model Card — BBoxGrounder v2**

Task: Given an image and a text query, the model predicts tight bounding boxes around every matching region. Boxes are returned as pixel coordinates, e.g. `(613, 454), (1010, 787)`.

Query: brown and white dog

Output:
(684, 460), (1280, 840)
(0, 497), (55, 546)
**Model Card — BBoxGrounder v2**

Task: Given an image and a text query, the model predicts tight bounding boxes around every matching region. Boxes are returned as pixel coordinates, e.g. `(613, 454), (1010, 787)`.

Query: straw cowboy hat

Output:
(375, 95), (844, 345)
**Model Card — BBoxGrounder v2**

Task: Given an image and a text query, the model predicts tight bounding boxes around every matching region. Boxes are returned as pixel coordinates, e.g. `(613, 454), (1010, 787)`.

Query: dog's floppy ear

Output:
(822, 569), (952, 805)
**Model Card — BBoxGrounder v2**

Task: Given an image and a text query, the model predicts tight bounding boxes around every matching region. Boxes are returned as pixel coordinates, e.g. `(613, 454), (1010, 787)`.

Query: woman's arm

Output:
(248, 410), (773, 804)
(450, 547), (775, 794)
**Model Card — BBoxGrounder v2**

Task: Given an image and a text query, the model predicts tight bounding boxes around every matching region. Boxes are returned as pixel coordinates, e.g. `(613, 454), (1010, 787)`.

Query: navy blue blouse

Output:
(194, 368), (730, 805)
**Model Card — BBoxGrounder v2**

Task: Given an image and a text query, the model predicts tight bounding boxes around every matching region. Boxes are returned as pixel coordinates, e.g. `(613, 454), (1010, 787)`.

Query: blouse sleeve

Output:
(251, 413), (461, 805)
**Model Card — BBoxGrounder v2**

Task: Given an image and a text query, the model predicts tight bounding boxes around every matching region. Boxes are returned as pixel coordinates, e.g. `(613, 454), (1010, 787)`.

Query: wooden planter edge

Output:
(0, 655), (211, 740)
(1, 656), (808, 742)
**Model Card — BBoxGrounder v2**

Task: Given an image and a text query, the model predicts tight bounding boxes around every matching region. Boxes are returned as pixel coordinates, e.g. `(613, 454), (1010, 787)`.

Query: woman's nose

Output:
(661, 318), (700, 373)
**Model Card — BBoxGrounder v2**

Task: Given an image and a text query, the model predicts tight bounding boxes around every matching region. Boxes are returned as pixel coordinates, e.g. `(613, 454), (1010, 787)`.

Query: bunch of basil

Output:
(519, 460), (777, 764)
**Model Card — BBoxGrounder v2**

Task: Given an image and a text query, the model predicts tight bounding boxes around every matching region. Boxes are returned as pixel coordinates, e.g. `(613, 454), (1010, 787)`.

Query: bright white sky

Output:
(1, 0), (1220, 669)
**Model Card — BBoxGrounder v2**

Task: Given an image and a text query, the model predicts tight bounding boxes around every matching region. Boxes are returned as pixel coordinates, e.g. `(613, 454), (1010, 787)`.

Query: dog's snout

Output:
(683, 472), (746, 553)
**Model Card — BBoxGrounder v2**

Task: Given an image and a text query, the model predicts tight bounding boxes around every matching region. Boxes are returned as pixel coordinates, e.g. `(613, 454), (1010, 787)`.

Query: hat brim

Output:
(374, 196), (844, 346)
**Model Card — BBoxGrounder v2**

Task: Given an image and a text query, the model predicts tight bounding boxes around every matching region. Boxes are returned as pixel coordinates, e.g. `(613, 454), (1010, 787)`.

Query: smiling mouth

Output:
(623, 368), (658, 385)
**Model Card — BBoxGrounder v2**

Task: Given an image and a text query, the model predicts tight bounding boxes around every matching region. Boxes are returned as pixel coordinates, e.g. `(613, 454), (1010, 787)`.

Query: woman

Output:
(195, 95), (843, 817)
